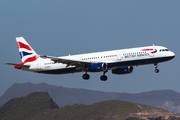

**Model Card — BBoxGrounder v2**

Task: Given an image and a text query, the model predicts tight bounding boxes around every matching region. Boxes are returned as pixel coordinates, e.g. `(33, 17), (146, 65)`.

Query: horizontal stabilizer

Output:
(5, 63), (30, 67)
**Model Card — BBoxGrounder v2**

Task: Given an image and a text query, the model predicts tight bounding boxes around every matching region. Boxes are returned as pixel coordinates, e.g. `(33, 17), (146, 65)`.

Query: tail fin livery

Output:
(16, 37), (38, 64)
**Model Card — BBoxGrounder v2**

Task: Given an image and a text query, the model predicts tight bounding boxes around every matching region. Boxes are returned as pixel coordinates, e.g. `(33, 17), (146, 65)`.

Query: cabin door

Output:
(36, 60), (41, 70)
(117, 53), (122, 60)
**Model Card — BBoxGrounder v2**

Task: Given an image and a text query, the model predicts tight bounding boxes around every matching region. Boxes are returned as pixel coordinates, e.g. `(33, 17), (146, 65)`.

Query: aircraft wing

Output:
(40, 55), (97, 69)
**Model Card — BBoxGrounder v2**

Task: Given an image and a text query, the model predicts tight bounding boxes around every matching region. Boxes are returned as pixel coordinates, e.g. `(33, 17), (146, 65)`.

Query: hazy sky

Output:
(1, 1), (180, 96)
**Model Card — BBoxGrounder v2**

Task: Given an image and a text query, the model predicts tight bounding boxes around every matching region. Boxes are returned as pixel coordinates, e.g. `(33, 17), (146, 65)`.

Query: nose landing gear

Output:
(154, 63), (159, 73)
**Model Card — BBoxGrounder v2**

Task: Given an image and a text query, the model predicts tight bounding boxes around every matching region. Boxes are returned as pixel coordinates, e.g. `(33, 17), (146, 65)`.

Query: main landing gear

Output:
(100, 71), (108, 81)
(82, 72), (90, 80)
(82, 71), (108, 81)
(154, 63), (159, 73)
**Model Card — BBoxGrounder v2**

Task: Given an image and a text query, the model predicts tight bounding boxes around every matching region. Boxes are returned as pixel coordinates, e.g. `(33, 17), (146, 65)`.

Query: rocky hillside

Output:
(1, 82), (180, 113)
(0, 92), (59, 120)
(0, 91), (180, 120)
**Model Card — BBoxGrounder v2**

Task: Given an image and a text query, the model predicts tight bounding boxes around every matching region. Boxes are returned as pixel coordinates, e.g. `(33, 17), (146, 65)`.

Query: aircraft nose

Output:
(171, 51), (175, 58)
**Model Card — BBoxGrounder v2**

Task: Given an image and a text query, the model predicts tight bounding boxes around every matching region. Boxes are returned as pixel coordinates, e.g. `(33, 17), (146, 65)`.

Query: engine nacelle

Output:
(88, 63), (107, 72)
(112, 66), (133, 75)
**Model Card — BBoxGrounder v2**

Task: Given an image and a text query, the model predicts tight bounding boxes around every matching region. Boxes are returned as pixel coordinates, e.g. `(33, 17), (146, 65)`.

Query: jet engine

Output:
(112, 66), (133, 74)
(88, 63), (107, 72)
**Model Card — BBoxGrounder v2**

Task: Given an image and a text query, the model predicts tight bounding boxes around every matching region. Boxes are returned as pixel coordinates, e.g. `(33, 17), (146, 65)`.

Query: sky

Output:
(1, 1), (180, 96)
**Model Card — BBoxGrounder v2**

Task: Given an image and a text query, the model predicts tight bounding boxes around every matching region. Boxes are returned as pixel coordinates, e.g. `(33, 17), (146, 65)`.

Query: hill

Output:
(0, 92), (59, 120)
(0, 91), (180, 120)
(1, 82), (180, 113)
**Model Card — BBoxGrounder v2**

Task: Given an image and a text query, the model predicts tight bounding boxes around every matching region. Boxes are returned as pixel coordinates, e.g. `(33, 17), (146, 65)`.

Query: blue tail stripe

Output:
(19, 52), (22, 59)
(19, 51), (33, 58)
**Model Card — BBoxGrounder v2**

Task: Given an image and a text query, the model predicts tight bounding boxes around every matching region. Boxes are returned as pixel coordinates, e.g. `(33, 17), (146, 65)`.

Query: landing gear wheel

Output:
(155, 69), (159, 73)
(100, 75), (107, 81)
(154, 63), (159, 73)
(82, 74), (90, 80)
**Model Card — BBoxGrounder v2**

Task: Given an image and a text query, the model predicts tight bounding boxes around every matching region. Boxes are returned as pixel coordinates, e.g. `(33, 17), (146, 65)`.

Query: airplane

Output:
(5, 37), (175, 81)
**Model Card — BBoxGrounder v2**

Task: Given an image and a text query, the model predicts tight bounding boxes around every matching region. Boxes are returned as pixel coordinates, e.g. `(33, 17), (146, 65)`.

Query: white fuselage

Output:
(6, 37), (175, 81)
(23, 45), (175, 74)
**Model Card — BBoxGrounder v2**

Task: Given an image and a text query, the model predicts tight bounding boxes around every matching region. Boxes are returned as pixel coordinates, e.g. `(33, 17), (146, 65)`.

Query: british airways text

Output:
(124, 53), (149, 58)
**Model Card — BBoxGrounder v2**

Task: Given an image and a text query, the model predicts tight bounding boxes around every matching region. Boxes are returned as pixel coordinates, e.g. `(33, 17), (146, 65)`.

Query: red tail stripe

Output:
(22, 55), (38, 64)
(17, 42), (32, 51)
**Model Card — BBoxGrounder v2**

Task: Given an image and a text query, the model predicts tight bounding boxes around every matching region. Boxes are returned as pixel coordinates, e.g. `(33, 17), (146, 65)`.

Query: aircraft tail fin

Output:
(16, 37), (39, 64)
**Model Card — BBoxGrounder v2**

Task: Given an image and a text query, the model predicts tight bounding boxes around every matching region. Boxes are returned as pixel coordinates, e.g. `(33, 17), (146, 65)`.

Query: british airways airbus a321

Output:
(5, 37), (175, 81)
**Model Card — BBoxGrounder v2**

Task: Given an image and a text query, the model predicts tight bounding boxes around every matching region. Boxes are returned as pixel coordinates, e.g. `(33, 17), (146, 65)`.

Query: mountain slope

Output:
(1, 82), (180, 113)
(39, 100), (180, 120)
(0, 92), (58, 120)
(0, 91), (179, 120)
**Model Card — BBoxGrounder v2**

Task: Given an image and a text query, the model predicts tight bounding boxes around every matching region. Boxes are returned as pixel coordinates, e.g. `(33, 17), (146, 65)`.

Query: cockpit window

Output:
(159, 49), (169, 52)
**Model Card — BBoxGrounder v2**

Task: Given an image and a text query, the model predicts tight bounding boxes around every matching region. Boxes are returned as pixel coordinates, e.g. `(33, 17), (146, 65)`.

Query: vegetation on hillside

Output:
(1, 82), (180, 113)
(0, 92), (58, 120)
(0, 91), (180, 120)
